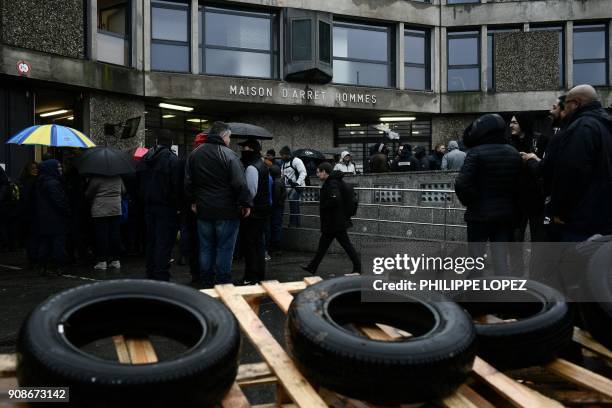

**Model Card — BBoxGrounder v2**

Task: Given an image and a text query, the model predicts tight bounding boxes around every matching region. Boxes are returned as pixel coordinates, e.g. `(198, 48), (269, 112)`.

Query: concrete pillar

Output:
(143, 0), (151, 71)
(480, 26), (487, 91)
(565, 21), (573, 89)
(278, 9), (285, 79)
(133, 0), (144, 69)
(609, 21), (612, 86)
(88, 0), (97, 61)
(433, 26), (441, 94)
(440, 27), (447, 93)
(397, 22), (405, 90)
(190, 0), (198, 74)
(523, 23), (529, 32)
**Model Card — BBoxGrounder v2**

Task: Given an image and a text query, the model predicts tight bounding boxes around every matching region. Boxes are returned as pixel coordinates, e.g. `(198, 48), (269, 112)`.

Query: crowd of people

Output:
(0, 83), (609, 284)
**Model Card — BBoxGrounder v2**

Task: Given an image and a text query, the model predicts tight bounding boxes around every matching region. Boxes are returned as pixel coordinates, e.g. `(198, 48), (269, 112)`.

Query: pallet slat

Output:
(215, 284), (327, 408)
(221, 383), (251, 408)
(112, 335), (131, 364)
(573, 327), (612, 360)
(124, 337), (158, 364)
(261, 281), (295, 314)
(0, 355), (16, 377)
(545, 357), (612, 398)
(202, 281), (308, 299)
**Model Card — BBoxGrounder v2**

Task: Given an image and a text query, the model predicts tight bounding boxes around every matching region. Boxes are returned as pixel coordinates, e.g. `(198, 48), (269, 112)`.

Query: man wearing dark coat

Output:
(301, 162), (360, 274)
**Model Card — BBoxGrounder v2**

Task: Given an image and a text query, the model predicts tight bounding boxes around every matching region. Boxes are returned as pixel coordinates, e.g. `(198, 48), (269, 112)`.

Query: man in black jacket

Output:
(185, 122), (252, 287)
(140, 130), (183, 281)
(455, 114), (522, 274)
(238, 138), (271, 284)
(391, 144), (419, 172)
(524, 85), (612, 242)
(301, 162), (360, 274)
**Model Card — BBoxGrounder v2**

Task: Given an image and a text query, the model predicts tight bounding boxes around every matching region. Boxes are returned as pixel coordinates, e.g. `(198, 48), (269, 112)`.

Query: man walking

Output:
(185, 122), (252, 287)
(301, 162), (360, 274)
(441, 141), (466, 170)
(238, 138), (271, 284)
(280, 146), (307, 227)
(140, 130), (182, 281)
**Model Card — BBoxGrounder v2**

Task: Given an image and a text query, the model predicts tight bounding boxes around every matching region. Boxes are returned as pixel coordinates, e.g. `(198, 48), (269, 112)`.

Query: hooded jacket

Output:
(414, 146), (430, 170)
(185, 134), (252, 220)
(35, 160), (71, 235)
(441, 141), (466, 171)
(319, 170), (352, 233)
(455, 115), (522, 223)
(333, 151), (356, 174)
(85, 176), (126, 218)
(391, 146), (419, 172)
(543, 101), (612, 234)
(139, 145), (182, 210)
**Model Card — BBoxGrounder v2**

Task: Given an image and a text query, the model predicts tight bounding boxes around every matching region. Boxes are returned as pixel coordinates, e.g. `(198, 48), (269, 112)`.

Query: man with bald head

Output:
(525, 84), (612, 241)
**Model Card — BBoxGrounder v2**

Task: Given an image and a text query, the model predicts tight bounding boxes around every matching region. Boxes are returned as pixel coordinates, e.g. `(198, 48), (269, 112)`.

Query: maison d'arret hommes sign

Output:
(228, 84), (378, 105)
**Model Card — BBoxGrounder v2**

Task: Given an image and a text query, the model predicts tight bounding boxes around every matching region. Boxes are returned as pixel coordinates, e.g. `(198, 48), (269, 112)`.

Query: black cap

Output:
(266, 149), (276, 156)
(279, 146), (291, 156)
(238, 138), (262, 152)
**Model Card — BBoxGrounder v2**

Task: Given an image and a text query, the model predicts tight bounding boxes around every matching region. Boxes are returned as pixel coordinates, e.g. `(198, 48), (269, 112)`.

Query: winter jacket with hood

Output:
(333, 151), (356, 174)
(35, 160), (71, 235)
(319, 170), (352, 233)
(441, 141), (466, 170)
(538, 101), (612, 234)
(139, 145), (182, 210)
(391, 146), (419, 172)
(185, 134), (252, 220)
(414, 146), (430, 170)
(455, 114), (522, 223)
(86, 176), (126, 218)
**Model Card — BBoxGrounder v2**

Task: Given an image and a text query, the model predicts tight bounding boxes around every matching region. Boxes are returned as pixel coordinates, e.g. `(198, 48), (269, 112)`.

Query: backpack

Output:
(289, 158), (311, 187)
(341, 181), (359, 217)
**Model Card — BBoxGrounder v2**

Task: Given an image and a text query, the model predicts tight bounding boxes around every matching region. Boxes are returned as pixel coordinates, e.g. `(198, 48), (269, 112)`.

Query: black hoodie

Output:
(319, 170), (352, 233)
(139, 145), (182, 209)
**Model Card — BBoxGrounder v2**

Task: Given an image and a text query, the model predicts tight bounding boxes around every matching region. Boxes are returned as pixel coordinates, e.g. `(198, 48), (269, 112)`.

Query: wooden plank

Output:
(251, 404), (297, 408)
(536, 389), (612, 405)
(261, 281), (294, 314)
(0, 355), (16, 377)
(472, 357), (563, 408)
(245, 295), (260, 315)
(220, 382), (251, 408)
(202, 281), (307, 299)
(454, 384), (496, 408)
(545, 358), (612, 398)
(573, 326), (612, 360)
(112, 335), (131, 364)
(303, 276), (323, 286)
(125, 337), (158, 364)
(236, 363), (277, 387)
(440, 387), (481, 408)
(319, 388), (372, 408)
(215, 284), (327, 408)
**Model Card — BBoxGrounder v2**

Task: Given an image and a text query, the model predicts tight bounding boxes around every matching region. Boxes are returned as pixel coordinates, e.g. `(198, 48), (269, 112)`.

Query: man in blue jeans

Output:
(185, 122), (252, 288)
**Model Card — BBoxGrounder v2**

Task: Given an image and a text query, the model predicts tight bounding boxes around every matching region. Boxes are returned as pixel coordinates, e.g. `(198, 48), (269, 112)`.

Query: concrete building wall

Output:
(0, 0), (85, 59)
(431, 115), (478, 147)
(494, 31), (559, 92)
(87, 92), (145, 149)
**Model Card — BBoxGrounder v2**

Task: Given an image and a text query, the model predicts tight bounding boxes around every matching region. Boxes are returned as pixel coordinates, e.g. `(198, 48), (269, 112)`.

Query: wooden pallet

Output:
(1, 277), (611, 407)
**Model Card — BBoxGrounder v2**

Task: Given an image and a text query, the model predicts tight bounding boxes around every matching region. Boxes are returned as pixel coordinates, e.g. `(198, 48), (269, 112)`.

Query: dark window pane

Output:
(573, 29), (606, 60)
(205, 11), (270, 50)
(152, 6), (188, 42)
(319, 22), (331, 63)
(333, 60), (388, 87)
(448, 67), (479, 91)
(405, 66), (426, 90)
(333, 25), (388, 62)
(405, 34), (425, 64)
(573, 62), (607, 86)
(292, 19), (311, 61)
(448, 37), (478, 65)
(205, 48), (271, 78)
(151, 43), (189, 71)
(98, 0), (127, 36)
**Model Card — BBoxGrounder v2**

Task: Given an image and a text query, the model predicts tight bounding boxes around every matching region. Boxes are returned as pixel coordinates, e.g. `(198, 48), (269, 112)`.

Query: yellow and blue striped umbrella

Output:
(6, 124), (96, 148)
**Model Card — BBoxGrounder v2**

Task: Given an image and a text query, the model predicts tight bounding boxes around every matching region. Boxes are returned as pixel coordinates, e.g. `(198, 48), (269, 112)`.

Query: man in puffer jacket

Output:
(441, 140), (466, 170)
(455, 114), (522, 274)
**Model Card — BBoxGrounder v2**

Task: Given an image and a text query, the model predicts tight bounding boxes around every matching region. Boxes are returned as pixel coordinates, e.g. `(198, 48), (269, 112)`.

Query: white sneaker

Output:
(265, 252), (271, 261)
(94, 261), (107, 270)
(109, 260), (121, 269)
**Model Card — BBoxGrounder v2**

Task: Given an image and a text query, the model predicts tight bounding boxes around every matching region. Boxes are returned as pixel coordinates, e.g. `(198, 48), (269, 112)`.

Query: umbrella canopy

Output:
(292, 148), (326, 161)
(74, 147), (135, 176)
(7, 124), (96, 148)
(227, 123), (273, 140)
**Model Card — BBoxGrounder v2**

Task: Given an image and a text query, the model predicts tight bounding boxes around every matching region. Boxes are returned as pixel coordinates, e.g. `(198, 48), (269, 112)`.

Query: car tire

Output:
(17, 279), (241, 408)
(579, 241), (612, 349)
(286, 276), (476, 405)
(458, 278), (573, 369)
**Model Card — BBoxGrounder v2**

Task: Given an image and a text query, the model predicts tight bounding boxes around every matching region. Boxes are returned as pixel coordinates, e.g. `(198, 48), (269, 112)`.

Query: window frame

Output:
(529, 24), (565, 88)
(572, 23), (609, 86)
(447, 30), (481, 92)
(404, 27), (431, 91)
(199, 6), (278, 79)
(332, 20), (396, 88)
(97, 0), (132, 66)
(150, 0), (191, 73)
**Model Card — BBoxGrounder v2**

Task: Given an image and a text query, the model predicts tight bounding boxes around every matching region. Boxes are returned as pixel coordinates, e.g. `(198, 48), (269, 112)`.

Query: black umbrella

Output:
(227, 122), (273, 140)
(74, 146), (135, 176)
(292, 148), (326, 161)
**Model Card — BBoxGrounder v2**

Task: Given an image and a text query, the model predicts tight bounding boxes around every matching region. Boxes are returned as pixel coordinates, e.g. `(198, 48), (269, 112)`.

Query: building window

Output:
(200, 7), (277, 79)
(487, 27), (520, 91)
(319, 21), (331, 64)
(573, 24), (608, 86)
(404, 28), (431, 91)
(447, 0), (480, 4)
(151, 0), (190, 72)
(97, 0), (130, 66)
(447, 30), (480, 91)
(333, 21), (395, 88)
(530, 25), (565, 88)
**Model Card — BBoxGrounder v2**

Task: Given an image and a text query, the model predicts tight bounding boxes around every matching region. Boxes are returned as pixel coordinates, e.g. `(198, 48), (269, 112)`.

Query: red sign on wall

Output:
(16, 60), (31, 76)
